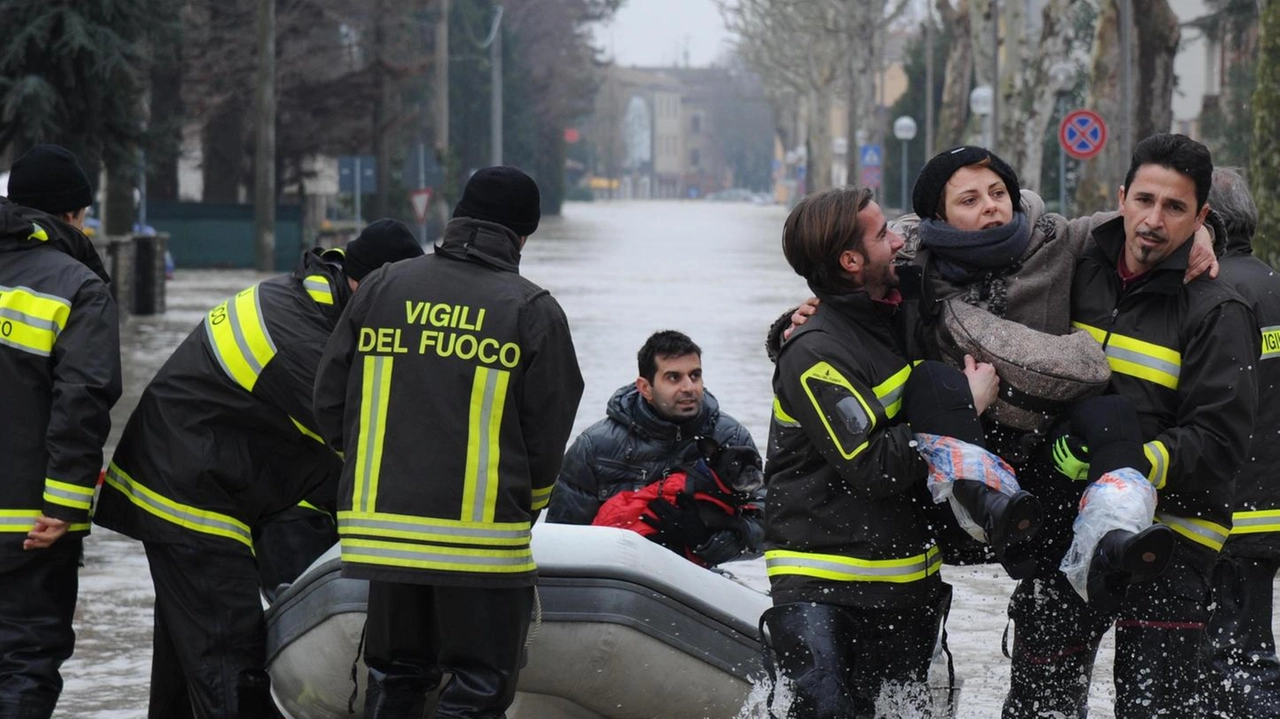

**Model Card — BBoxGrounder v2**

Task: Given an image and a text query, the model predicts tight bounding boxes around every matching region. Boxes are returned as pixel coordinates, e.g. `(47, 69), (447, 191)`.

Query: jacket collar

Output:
(0, 198), (111, 283)
(435, 217), (523, 272)
(605, 384), (722, 441)
(292, 247), (352, 324)
(1090, 215), (1193, 295)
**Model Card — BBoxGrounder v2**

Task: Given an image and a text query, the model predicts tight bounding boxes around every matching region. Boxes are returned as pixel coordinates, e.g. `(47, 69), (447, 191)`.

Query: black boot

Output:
(364, 664), (432, 719)
(951, 479), (1042, 579)
(1086, 525), (1177, 613)
(760, 603), (859, 719)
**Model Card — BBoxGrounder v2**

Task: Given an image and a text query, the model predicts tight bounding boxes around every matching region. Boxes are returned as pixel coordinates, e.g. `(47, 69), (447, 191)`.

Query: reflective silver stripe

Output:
(303, 276), (334, 304)
(0, 511), (40, 532)
(43, 481), (93, 510)
(0, 307), (61, 336)
(303, 277), (331, 294)
(1104, 345), (1181, 381)
(1155, 512), (1229, 551)
(470, 367), (502, 523)
(104, 465), (253, 548)
(341, 538), (534, 572)
(0, 284), (72, 316)
(1261, 326), (1280, 360)
(338, 512), (530, 544)
(357, 355), (392, 513)
(1230, 510), (1280, 534)
(764, 547), (941, 582)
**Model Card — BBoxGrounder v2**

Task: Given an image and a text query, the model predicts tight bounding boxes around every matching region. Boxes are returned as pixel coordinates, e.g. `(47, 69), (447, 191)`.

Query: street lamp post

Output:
(969, 85), (994, 149)
(893, 116), (917, 213)
(1049, 62), (1078, 215)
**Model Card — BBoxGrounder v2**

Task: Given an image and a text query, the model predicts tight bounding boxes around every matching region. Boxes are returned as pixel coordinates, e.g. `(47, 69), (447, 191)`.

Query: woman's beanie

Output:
(344, 218), (424, 281)
(7, 144), (94, 215)
(452, 166), (541, 237)
(911, 145), (1021, 220)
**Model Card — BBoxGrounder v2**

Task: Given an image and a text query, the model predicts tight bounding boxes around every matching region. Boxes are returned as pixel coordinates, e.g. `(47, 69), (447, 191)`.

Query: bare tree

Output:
(1255, 0), (1280, 259)
(935, 0), (973, 149)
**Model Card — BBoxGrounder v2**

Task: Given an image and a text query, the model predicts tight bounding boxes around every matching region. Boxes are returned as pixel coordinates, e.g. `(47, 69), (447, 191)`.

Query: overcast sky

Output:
(593, 0), (734, 68)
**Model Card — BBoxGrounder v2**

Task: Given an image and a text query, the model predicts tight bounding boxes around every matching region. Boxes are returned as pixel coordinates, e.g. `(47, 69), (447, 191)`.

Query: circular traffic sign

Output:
(1059, 109), (1108, 160)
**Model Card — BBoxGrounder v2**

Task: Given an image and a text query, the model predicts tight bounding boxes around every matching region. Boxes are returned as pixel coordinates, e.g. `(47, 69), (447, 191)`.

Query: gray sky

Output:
(593, 0), (734, 68)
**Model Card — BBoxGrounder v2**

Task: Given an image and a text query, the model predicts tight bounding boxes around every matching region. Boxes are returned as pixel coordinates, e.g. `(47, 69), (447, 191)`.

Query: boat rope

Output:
(525, 586), (542, 647)
(347, 619), (368, 714)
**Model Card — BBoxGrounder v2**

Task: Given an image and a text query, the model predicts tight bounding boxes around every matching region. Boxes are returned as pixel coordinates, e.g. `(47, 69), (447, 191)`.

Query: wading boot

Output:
(952, 479), (1043, 579)
(1086, 525), (1177, 613)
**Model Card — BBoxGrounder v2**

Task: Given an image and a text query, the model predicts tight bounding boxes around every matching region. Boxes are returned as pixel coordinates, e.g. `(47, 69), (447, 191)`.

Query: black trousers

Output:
(0, 539), (80, 719)
(144, 542), (278, 719)
(1004, 538), (1216, 718)
(252, 505), (336, 601)
(1203, 554), (1280, 718)
(363, 581), (534, 719)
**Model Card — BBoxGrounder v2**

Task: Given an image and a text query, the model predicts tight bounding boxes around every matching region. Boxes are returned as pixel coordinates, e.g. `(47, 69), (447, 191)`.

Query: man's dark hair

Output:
(781, 186), (875, 294)
(637, 330), (702, 383)
(1209, 167), (1257, 241)
(1123, 133), (1213, 210)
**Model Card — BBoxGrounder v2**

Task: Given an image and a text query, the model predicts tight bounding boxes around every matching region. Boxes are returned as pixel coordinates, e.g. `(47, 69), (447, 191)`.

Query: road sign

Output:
(1059, 110), (1107, 160)
(859, 144), (883, 168)
(338, 155), (377, 194)
(860, 166), (882, 189)
(410, 188), (434, 225)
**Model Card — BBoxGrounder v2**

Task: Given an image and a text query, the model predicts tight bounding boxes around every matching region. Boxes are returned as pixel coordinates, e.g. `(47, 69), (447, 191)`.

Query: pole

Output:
(1120, 0), (1133, 160)
(354, 156), (363, 228)
(490, 7), (504, 166)
(418, 140), (428, 244)
(901, 140), (909, 213)
(925, 1), (935, 158)
(252, 0), (276, 272)
(990, 0), (999, 153)
(138, 147), (148, 232)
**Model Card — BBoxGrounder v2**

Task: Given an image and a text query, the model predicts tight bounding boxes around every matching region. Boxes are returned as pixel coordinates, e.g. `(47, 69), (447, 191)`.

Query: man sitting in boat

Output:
(547, 330), (764, 567)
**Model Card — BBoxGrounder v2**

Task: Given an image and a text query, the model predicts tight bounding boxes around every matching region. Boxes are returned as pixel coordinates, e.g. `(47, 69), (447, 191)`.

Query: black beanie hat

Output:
(911, 146), (1021, 221)
(344, 218), (425, 281)
(452, 166), (541, 236)
(7, 144), (94, 215)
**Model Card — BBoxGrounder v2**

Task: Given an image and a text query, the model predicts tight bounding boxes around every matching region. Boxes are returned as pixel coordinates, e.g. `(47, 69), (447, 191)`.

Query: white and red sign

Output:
(1059, 109), (1108, 160)
(410, 187), (434, 225)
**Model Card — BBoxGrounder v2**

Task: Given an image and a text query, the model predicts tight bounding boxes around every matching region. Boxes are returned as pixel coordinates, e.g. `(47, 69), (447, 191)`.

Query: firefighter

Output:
(314, 166), (583, 718)
(1201, 167), (1280, 717)
(92, 220), (422, 719)
(0, 145), (122, 719)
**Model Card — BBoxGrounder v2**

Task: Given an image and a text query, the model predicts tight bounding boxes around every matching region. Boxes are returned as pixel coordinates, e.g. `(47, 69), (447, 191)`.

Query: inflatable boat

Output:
(265, 523), (772, 719)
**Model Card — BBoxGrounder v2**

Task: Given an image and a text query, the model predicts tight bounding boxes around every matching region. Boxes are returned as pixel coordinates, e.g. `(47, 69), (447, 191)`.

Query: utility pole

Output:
(925, 0), (935, 158)
(253, 0), (276, 272)
(484, 6), (505, 166)
(1119, 0), (1134, 160)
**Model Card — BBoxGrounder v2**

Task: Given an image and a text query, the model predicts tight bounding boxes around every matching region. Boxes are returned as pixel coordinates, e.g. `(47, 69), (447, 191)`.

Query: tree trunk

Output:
(807, 88), (835, 192)
(252, 0), (275, 272)
(1013, 0), (1083, 193)
(936, 0), (973, 150)
(968, 0), (996, 144)
(1075, 0), (1179, 213)
(370, 0), (393, 221)
(996, 0), (1026, 162)
(1254, 0), (1280, 261)
(203, 105), (245, 202)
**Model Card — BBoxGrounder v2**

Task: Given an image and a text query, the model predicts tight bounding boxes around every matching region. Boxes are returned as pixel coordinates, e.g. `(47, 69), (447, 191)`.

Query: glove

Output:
(691, 529), (746, 567)
(640, 493), (714, 555)
(1052, 434), (1091, 481)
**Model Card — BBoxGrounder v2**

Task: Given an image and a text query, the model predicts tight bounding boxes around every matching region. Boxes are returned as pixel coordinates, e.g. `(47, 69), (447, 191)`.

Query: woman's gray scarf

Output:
(918, 212), (1032, 283)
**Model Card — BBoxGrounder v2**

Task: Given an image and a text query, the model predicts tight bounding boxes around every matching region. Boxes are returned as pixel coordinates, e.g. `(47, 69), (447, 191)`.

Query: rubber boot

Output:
(364, 664), (431, 719)
(760, 603), (859, 719)
(1086, 525), (1177, 613)
(951, 479), (1042, 579)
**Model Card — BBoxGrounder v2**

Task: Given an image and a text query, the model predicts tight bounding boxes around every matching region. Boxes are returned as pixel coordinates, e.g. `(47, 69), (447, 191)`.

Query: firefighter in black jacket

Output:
(1201, 167), (1280, 717)
(92, 222), (422, 719)
(765, 186), (1002, 717)
(0, 145), (121, 719)
(1005, 135), (1259, 717)
(314, 167), (584, 718)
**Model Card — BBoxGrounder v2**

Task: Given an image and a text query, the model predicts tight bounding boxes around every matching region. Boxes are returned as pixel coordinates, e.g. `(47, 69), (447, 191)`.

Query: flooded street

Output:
(59, 200), (1266, 718)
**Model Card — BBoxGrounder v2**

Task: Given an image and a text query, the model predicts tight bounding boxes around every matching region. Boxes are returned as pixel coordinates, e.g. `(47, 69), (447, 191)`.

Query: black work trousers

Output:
(252, 505), (336, 601)
(0, 539), (80, 719)
(1203, 554), (1280, 718)
(364, 581), (534, 719)
(1004, 538), (1216, 718)
(144, 542), (279, 719)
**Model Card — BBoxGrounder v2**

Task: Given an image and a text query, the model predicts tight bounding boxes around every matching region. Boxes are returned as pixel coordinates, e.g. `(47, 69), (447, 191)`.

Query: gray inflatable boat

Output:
(265, 523), (772, 719)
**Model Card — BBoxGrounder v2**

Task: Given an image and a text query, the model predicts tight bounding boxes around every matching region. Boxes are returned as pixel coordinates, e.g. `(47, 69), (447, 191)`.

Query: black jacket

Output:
(766, 290), (942, 609)
(546, 384), (763, 563)
(315, 218), (583, 588)
(93, 249), (348, 552)
(0, 200), (121, 550)
(1071, 216), (1258, 551)
(1217, 231), (1280, 558)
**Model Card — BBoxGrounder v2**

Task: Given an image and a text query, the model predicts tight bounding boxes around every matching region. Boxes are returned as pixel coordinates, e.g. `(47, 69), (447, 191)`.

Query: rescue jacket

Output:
(1217, 232), (1280, 558)
(0, 199), (121, 550)
(1071, 216), (1258, 552)
(314, 218), (584, 589)
(766, 289), (942, 610)
(93, 249), (349, 552)
(546, 385), (759, 522)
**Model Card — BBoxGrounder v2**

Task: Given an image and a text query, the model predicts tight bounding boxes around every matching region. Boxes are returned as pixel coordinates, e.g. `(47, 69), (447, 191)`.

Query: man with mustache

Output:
(1004, 134), (1259, 717)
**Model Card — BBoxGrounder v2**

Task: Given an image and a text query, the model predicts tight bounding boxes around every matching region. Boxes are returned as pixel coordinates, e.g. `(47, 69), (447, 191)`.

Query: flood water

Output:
(58, 200), (1271, 717)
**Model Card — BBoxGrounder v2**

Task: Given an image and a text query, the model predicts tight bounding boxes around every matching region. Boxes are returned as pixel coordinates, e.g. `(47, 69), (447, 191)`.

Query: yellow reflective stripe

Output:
(462, 366), (510, 523)
(1231, 509), (1280, 535)
(354, 355), (394, 512)
(303, 275), (334, 305)
(531, 484), (553, 512)
(1260, 326), (1280, 360)
(1143, 441), (1170, 490)
(0, 284), (72, 357)
(337, 510), (530, 546)
(103, 463), (252, 548)
(772, 396), (799, 427)
(1155, 512), (1229, 552)
(800, 361), (875, 460)
(205, 285), (278, 392)
(1072, 321), (1181, 390)
(289, 415), (326, 445)
(764, 546), (941, 583)
(29, 222), (48, 241)
(873, 364), (913, 419)
(43, 478), (94, 511)
(340, 537), (535, 573)
(0, 509), (90, 534)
